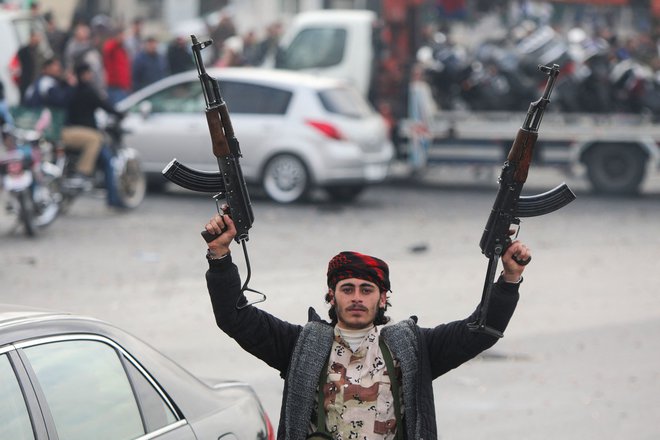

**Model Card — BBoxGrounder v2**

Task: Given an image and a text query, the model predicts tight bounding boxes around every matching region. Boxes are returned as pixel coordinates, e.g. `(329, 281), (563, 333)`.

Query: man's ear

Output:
(328, 289), (335, 305)
(379, 291), (387, 308)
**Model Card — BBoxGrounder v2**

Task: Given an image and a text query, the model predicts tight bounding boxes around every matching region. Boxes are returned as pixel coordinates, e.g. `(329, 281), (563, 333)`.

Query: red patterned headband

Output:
(327, 251), (391, 292)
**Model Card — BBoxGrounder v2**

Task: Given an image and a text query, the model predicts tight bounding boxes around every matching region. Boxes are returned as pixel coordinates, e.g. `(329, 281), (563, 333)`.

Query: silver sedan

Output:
(0, 304), (273, 440)
(116, 67), (394, 203)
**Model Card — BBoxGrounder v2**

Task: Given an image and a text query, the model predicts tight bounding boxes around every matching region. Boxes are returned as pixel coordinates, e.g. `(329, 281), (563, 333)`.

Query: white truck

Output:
(274, 9), (660, 195)
(401, 110), (660, 195)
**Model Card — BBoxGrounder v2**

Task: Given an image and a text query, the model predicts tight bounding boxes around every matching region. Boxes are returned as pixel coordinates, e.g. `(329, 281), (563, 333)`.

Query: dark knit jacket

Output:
(206, 256), (520, 440)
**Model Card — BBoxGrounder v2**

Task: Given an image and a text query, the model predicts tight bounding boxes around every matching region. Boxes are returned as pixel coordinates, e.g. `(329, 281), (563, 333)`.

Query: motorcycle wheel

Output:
(32, 181), (61, 228)
(17, 190), (38, 237)
(115, 149), (146, 209)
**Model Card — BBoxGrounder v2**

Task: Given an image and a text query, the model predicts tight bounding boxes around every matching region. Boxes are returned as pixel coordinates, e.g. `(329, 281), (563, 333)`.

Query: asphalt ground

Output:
(1, 164), (659, 439)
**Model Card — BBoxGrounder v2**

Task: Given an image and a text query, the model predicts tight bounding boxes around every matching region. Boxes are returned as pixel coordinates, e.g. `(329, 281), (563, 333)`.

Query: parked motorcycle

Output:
(56, 114), (146, 212)
(0, 127), (61, 236)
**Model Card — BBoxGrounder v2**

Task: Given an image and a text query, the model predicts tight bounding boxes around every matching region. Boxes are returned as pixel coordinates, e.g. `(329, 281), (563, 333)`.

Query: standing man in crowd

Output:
(124, 16), (144, 61)
(103, 26), (132, 104)
(166, 35), (194, 74)
(209, 9), (237, 63)
(132, 36), (168, 91)
(202, 212), (528, 439)
(43, 11), (69, 61)
(17, 31), (47, 103)
(64, 23), (106, 96)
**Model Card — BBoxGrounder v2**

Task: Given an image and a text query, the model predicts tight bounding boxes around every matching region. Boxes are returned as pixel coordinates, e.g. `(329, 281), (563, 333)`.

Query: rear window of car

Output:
(318, 87), (373, 118)
(219, 80), (292, 115)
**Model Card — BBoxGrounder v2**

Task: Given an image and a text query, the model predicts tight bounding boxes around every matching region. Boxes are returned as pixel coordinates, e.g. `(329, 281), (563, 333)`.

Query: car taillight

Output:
(265, 411), (275, 440)
(9, 53), (21, 85)
(306, 120), (344, 140)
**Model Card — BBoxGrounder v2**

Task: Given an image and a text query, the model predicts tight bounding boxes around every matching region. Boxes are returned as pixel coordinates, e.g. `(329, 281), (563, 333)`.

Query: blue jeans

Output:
(0, 101), (13, 126)
(97, 146), (123, 207)
(107, 87), (129, 106)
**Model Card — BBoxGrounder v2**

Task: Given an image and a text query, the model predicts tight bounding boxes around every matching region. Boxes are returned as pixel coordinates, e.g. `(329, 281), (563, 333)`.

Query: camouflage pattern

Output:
(318, 325), (401, 440)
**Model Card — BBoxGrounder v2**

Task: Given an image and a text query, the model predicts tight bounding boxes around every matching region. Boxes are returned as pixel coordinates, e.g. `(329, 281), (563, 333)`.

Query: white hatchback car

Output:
(116, 67), (394, 203)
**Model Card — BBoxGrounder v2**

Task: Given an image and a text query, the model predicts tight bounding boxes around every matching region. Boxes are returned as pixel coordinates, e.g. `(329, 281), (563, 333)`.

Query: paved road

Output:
(2, 167), (659, 439)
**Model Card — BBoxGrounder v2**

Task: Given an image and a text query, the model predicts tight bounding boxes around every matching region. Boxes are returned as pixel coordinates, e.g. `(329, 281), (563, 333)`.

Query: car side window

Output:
(122, 357), (178, 431)
(277, 27), (347, 69)
(219, 81), (292, 115)
(23, 340), (145, 440)
(134, 81), (204, 114)
(0, 354), (34, 440)
(318, 86), (373, 118)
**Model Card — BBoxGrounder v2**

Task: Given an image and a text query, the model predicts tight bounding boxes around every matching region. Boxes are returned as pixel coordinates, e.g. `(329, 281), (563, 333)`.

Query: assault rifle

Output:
(162, 35), (263, 308)
(467, 64), (576, 338)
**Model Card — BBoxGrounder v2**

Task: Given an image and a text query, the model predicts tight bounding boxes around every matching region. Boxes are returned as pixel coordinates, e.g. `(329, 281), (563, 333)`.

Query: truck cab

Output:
(271, 7), (418, 148)
(273, 10), (376, 98)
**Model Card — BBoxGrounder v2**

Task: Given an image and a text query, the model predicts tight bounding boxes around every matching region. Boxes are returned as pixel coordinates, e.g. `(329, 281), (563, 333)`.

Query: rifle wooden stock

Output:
(206, 109), (231, 157)
(507, 128), (538, 183)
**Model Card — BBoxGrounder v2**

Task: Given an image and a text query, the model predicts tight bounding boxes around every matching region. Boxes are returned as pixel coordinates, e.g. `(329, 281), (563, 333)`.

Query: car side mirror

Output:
(139, 101), (153, 119)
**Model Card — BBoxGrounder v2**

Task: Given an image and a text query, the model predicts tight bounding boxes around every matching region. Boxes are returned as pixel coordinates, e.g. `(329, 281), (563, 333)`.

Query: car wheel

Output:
(325, 185), (365, 203)
(262, 154), (310, 203)
(585, 144), (646, 195)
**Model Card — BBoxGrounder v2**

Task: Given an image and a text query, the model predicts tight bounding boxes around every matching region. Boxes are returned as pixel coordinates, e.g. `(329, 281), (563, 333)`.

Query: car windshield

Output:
(277, 27), (346, 70)
(318, 86), (373, 118)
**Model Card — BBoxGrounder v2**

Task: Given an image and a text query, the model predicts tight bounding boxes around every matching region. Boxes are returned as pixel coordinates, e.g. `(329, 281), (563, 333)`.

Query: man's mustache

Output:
(347, 305), (368, 311)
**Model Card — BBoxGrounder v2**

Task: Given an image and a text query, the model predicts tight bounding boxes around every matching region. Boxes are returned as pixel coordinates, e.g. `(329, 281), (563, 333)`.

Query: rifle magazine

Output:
(516, 183), (576, 218)
(162, 159), (225, 193)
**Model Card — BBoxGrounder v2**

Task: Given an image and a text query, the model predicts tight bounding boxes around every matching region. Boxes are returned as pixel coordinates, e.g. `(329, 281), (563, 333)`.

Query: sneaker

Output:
(64, 173), (93, 191)
(107, 201), (128, 212)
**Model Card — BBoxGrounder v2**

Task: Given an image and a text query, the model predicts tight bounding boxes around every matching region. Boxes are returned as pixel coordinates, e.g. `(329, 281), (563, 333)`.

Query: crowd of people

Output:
(17, 15), (171, 106)
(1, 5), (285, 209)
(13, 6), (284, 108)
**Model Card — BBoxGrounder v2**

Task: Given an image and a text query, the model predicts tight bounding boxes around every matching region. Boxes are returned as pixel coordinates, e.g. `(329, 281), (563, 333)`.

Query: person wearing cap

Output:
(63, 23), (106, 96)
(203, 212), (528, 440)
